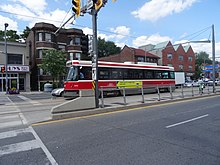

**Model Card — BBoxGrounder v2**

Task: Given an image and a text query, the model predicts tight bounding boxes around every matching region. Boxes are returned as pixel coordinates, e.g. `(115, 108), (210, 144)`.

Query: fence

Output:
(99, 84), (220, 108)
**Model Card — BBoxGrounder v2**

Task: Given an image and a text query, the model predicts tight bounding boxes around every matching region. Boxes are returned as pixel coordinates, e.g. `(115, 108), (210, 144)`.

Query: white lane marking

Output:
(2, 97), (57, 164)
(0, 128), (31, 140)
(17, 95), (42, 105)
(0, 140), (40, 156)
(0, 120), (23, 129)
(166, 114), (209, 128)
(29, 126), (58, 165)
(0, 114), (19, 120)
(0, 110), (20, 115)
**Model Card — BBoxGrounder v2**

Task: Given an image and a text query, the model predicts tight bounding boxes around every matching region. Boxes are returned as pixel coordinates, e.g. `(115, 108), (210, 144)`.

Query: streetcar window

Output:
(161, 71), (169, 79)
(154, 71), (162, 79)
(99, 69), (110, 80)
(66, 66), (77, 81)
(169, 71), (175, 79)
(80, 67), (92, 80)
(144, 70), (153, 79)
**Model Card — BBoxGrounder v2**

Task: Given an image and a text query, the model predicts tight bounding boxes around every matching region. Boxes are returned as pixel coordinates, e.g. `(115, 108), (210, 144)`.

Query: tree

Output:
(20, 26), (31, 41)
(97, 37), (121, 58)
(39, 49), (67, 87)
(0, 30), (20, 42)
(194, 51), (212, 79)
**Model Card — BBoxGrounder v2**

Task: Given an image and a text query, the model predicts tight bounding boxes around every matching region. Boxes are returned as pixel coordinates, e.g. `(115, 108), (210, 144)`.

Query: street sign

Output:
(92, 68), (97, 80)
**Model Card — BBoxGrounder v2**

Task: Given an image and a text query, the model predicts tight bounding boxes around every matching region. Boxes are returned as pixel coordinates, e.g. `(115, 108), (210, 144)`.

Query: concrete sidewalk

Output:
(52, 86), (220, 120)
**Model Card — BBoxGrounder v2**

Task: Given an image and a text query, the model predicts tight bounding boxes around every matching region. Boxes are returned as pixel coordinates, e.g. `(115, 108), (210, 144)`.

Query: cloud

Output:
(1, 1), (71, 30)
(28, 9), (73, 28)
(132, 0), (198, 22)
(1, 4), (36, 21)
(0, 15), (18, 31)
(110, 26), (130, 40)
(82, 27), (93, 35)
(132, 34), (172, 47)
(14, 0), (47, 13)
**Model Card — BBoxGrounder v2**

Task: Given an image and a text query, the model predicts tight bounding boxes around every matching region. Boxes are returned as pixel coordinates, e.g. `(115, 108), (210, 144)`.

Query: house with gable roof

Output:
(139, 41), (196, 78)
(99, 45), (160, 64)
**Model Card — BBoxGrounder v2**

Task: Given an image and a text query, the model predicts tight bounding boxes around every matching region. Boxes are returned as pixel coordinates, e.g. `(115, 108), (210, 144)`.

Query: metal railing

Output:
(99, 84), (220, 108)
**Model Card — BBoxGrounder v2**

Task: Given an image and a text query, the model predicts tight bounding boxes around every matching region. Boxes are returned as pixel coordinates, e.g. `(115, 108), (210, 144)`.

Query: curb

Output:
(51, 93), (220, 120)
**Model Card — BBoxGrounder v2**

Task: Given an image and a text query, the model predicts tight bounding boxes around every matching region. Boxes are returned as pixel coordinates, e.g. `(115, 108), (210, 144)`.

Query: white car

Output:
(51, 88), (64, 97)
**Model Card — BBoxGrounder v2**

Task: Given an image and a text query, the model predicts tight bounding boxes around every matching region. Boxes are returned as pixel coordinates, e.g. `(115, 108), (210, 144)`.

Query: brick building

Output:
(140, 41), (196, 78)
(26, 22), (88, 90)
(99, 45), (160, 64)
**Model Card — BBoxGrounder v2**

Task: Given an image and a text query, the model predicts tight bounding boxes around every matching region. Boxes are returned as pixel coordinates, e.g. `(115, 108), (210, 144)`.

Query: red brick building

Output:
(99, 45), (160, 64)
(140, 41), (196, 78)
(26, 22), (88, 90)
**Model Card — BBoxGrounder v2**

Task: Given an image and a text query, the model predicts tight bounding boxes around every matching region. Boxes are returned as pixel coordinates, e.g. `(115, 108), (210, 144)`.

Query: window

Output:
(75, 37), (81, 45)
(167, 64), (173, 67)
(179, 64), (183, 70)
(58, 45), (65, 51)
(69, 53), (74, 60)
(38, 33), (43, 41)
(144, 70), (153, 79)
(75, 52), (81, 60)
(8, 54), (22, 64)
(167, 54), (172, 60)
(70, 37), (81, 45)
(37, 49), (43, 58)
(178, 55), (184, 61)
(188, 56), (193, 62)
(45, 33), (51, 42)
(170, 71), (175, 79)
(189, 65), (192, 71)
(137, 57), (144, 62)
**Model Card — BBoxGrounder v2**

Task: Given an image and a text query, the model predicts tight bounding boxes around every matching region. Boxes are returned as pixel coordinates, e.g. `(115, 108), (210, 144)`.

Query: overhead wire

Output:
(0, 10), (213, 44)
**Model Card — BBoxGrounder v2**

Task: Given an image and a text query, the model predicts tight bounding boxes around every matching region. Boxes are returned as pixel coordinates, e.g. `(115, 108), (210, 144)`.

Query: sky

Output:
(0, 0), (220, 60)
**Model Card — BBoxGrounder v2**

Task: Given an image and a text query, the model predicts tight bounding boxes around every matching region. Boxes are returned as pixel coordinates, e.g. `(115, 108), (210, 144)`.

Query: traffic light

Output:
(72, 0), (81, 17)
(1, 66), (5, 73)
(93, 0), (103, 10)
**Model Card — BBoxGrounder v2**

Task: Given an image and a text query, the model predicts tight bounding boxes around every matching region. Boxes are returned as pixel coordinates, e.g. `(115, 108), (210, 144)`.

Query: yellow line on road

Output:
(32, 95), (219, 127)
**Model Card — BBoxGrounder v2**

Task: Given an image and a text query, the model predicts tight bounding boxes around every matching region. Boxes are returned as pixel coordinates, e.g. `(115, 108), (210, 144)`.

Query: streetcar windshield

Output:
(66, 66), (78, 81)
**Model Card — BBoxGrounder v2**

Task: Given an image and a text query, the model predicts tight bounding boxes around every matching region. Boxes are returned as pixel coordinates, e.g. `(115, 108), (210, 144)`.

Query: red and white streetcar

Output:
(64, 60), (175, 97)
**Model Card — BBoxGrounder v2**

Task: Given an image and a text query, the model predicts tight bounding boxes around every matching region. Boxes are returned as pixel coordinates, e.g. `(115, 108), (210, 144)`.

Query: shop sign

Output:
(7, 65), (29, 72)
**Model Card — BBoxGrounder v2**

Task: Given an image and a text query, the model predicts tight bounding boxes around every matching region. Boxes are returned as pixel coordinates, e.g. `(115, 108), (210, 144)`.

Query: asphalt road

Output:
(29, 95), (220, 165)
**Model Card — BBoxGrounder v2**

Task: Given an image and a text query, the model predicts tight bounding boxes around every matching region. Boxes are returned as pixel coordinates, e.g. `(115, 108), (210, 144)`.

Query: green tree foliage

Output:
(98, 37), (121, 58)
(0, 30), (20, 42)
(39, 49), (66, 87)
(194, 51), (212, 79)
(20, 26), (31, 41)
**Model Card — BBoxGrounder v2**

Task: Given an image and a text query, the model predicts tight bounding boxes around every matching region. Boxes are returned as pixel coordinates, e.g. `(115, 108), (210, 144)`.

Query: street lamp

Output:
(4, 23), (8, 94)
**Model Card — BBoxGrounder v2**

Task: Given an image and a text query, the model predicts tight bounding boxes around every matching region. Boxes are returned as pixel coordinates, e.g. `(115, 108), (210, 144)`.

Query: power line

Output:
(0, 10), (213, 44)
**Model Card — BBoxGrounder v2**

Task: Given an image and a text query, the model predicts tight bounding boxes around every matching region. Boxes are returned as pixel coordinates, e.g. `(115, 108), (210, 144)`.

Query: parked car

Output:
(51, 88), (64, 97)
(184, 80), (199, 87)
(207, 80), (220, 86)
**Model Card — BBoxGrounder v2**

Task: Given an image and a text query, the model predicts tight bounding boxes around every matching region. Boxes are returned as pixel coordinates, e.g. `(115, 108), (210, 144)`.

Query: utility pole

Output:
(212, 24), (215, 93)
(91, 8), (99, 108)
(4, 23), (8, 94)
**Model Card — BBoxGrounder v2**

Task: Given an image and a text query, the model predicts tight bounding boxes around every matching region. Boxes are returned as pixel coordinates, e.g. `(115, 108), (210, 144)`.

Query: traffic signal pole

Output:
(91, 8), (99, 108)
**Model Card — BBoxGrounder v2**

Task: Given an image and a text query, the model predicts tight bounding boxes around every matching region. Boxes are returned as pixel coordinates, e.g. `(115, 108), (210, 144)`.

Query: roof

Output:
(173, 45), (179, 51)
(183, 45), (191, 52)
(130, 47), (160, 59)
(154, 41), (170, 49)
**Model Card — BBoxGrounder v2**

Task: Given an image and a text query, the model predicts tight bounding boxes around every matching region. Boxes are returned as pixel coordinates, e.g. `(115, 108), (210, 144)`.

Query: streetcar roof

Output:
(66, 60), (174, 71)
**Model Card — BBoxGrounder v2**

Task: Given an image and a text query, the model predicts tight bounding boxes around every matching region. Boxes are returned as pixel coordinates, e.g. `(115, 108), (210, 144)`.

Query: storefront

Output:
(0, 65), (30, 92)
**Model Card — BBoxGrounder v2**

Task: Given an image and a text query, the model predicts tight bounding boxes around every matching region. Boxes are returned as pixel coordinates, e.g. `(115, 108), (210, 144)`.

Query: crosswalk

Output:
(0, 127), (58, 165)
(0, 95), (58, 164)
